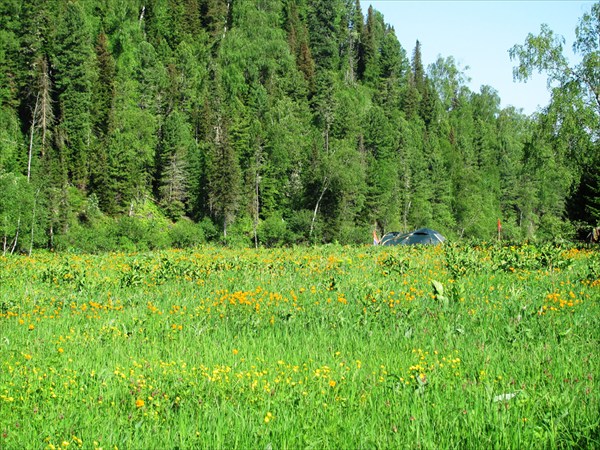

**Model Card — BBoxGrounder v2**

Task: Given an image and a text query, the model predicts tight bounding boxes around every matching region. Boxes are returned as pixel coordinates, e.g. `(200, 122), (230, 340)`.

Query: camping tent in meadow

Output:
(379, 228), (445, 246)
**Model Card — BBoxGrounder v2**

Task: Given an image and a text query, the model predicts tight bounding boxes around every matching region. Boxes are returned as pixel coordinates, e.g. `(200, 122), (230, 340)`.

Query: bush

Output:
(169, 218), (205, 248)
(287, 209), (319, 244)
(54, 221), (117, 253)
(55, 212), (172, 253)
(198, 217), (218, 242)
(257, 214), (293, 247)
(536, 215), (576, 243)
(223, 217), (253, 248)
(336, 223), (371, 245)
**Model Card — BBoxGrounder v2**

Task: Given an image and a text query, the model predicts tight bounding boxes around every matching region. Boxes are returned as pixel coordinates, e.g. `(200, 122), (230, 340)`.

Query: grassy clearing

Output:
(1, 244), (599, 449)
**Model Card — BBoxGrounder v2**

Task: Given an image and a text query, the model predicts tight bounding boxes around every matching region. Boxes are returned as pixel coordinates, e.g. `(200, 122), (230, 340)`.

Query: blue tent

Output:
(380, 228), (445, 246)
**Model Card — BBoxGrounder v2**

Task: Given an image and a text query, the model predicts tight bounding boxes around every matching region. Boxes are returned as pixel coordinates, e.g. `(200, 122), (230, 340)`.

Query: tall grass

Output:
(1, 244), (598, 449)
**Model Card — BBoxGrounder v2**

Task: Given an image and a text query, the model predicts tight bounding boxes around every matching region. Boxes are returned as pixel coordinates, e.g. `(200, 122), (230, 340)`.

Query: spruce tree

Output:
(307, 0), (341, 71)
(52, 1), (95, 190)
(411, 40), (426, 91)
(157, 111), (193, 220)
(204, 72), (241, 238)
(90, 32), (117, 213)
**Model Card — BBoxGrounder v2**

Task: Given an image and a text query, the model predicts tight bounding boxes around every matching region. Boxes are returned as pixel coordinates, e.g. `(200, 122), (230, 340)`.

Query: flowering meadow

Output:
(1, 243), (599, 449)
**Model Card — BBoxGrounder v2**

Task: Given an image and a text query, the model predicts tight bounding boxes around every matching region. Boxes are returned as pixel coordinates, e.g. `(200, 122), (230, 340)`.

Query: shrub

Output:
(224, 217), (253, 248)
(169, 218), (205, 248)
(257, 214), (293, 247)
(198, 217), (218, 242)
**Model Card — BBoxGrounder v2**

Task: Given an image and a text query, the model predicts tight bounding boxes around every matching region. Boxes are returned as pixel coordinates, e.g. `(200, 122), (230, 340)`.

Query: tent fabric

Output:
(380, 228), (445, 246)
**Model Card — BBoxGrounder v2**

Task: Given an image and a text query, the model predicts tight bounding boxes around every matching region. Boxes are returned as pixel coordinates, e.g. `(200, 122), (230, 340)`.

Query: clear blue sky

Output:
(366, 1), (595, 115)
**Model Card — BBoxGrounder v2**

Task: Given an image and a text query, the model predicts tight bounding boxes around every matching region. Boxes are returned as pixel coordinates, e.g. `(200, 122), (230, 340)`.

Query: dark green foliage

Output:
(52, 1), (95, 189)
(307, 0), (342, 71)
(156, 110), (194, 220)
(0, 0), (22, 108)
(360, 5), (379, 84)
(0, 0), (596, 250)
(90, 32), (117, 213)
(204, 82), (241, 238)
(200, 0), (230, 42)
(411, 40), (425, 94)
(285, 0), (315, 92)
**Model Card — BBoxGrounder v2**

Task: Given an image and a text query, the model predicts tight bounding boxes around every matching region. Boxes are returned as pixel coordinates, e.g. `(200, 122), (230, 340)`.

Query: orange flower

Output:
(135, 399), (145, 408)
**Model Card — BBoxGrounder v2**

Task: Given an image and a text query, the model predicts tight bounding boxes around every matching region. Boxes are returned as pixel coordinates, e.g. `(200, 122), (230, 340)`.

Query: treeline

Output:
(0, 0), (598, 252)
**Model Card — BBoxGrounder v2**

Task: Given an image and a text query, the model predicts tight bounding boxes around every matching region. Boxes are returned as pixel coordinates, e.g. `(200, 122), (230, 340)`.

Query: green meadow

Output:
(1, 244), (599, 449)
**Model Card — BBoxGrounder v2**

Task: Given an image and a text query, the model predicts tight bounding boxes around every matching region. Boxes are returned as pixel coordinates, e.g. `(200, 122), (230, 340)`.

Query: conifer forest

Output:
(1, 0), (599, 251)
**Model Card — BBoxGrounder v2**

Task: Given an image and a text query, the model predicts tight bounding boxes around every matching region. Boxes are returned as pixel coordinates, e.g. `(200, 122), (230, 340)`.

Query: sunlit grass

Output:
(1, 244), (598, 448)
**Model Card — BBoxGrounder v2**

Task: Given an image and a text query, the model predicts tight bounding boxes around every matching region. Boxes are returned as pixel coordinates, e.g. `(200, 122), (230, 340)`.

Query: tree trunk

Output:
(253, 171), (259, 248)
(10, 216), (21, 255)
(29, 189), (40, 256)
(310, 176), (329, 239)
(253, 144), (262, 249)
(28, 94), (39, 182)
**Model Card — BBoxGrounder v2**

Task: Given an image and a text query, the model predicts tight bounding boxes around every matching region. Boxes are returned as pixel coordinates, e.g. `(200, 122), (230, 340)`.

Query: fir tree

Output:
(52, 1), (95, 190)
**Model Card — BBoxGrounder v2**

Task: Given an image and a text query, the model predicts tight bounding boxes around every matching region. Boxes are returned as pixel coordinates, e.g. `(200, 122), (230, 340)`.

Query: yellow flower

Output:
(135, 399), (145, 408)
(264, 412), (274, 423)
(329, 380), (337, 388)
(28, 324), (35, 331)
(232, 349), (239, 355)
(58, 348), (64, 354)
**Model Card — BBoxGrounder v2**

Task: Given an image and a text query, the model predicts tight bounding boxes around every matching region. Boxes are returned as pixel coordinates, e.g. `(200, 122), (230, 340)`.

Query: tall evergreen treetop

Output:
(411, 39), (425, 93)
(307, 0), (342, 70)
